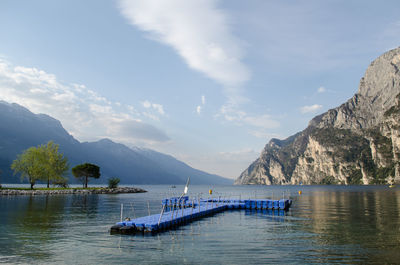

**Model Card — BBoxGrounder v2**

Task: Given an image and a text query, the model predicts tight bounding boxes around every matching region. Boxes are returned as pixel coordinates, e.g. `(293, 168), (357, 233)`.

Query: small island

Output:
(0, 186), (147, 196)
(0, 142), (147, 195)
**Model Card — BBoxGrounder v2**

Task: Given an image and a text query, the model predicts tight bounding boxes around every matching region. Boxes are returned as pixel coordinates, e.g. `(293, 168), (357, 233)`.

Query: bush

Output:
(108, 177), (120, 189)
(53, 177), (69, 188)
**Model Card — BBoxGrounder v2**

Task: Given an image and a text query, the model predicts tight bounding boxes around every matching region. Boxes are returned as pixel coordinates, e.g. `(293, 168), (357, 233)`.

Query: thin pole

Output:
(171, 204), (175, 224)
(175, 199), (180, 220)
(120, 203), (123, 222)
(181, 200), (184, 220)
(147, 201), (151, 216)
(158, 204), (166, 226)
(198, 198), (201, 213)
(191, 199), (194, 217)
(130, 202), (136, 219)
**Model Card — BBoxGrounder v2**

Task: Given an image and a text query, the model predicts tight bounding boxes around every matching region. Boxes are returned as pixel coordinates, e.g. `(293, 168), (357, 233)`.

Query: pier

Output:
(110, 196), (292, 234)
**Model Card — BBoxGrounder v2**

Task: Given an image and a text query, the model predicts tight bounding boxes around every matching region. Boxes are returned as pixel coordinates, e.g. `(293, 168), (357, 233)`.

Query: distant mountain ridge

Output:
(0, 101), (231, 185)
(236, 47), (400, 185)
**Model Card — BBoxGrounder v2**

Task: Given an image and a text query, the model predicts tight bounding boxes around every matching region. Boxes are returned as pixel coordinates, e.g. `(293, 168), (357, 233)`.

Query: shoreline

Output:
(0, 187), (147, 196)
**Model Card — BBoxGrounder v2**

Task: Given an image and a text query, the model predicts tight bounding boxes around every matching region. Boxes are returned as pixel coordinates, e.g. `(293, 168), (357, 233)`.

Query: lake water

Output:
(1, 185), (399, 264)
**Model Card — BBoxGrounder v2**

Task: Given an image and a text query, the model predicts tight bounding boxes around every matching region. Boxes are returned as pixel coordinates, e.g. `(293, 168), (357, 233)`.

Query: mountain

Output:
(236, 47), (400, 185)
(0, 101), (231, 185)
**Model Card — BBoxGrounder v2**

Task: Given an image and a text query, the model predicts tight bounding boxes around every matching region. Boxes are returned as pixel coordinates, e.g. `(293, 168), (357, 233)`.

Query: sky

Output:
(1, 0), (400, 179)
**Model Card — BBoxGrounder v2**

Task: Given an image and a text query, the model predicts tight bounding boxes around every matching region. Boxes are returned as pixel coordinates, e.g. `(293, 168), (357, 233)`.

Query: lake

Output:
(0, 185), (399, 264)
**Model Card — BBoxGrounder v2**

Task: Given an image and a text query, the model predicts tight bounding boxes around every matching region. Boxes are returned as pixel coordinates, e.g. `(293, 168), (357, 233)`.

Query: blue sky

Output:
(1, 0), (399, 179)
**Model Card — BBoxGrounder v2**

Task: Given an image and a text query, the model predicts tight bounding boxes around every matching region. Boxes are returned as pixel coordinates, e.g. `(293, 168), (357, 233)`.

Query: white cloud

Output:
(0, 59), (169, 144)
(317, 86), (326, 93)
(142, 100), (165, 115)
(300, 104), (323, 114)
(117, 0), (250, 88)
(142, 100), (165, 120)
(219, 103), (279, 129)
(196, 95), (206, 115)
(152, 103), (165, 115)
(118, 1), (263, 129)
(142, 100), (151, 108)
(108, 119), (169, 143)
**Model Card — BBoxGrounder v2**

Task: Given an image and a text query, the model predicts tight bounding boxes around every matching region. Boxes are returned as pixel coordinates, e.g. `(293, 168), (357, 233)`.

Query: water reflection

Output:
(293, 188), (400, 263)
(244, 209), (287, 222)
(70, 194), (99, 218)
(0, 194), (100, 263)
(1, 195), (67, 261)
(1, 186), (400, 264)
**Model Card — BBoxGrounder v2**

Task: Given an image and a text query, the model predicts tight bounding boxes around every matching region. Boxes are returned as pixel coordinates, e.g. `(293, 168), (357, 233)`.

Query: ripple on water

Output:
(1, 185), (400, 264)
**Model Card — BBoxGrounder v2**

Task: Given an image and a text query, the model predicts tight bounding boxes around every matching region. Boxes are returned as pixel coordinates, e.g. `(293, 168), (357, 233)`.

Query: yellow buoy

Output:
(209, 189), (212, 195)
(298, 190), (302, 195)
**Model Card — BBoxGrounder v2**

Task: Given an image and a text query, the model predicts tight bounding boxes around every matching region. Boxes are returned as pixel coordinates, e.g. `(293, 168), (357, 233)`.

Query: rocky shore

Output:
(0, 187), (147, 196)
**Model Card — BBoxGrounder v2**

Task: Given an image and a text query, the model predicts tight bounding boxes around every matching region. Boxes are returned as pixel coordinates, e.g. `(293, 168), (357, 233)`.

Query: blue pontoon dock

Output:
(110, 196), (292, 234)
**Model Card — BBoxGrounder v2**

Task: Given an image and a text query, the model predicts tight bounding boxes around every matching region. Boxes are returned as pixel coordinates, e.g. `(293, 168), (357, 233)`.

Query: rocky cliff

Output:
(235, 47), (400, 185)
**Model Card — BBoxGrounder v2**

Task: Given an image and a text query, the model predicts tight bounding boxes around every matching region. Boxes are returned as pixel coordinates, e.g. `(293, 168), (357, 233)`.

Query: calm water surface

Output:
(1, 185), (399, 264)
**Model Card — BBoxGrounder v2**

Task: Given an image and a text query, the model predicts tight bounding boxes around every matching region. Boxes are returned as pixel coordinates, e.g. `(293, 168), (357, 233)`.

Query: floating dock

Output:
(110, 197), (292, 234)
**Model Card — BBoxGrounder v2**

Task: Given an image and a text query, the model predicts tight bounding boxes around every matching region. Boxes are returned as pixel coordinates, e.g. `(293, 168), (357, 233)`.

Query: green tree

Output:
(11, 141), (69, 189)
(40, 141), (69, 188)
(72, 163), (100, 188)
(11, 147), (45, 189)
(108, 177), (120, 189)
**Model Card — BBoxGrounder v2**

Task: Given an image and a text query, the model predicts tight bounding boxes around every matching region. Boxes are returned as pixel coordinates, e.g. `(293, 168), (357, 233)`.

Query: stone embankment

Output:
(0, 187), (147, 196)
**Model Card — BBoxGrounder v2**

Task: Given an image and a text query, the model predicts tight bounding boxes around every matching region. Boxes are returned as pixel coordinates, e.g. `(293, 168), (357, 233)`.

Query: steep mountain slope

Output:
(0, 101), (231, 184)
(0, 101), (81, 182)
(236, 47), (400, 185)
(136, 148), (226, 184)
